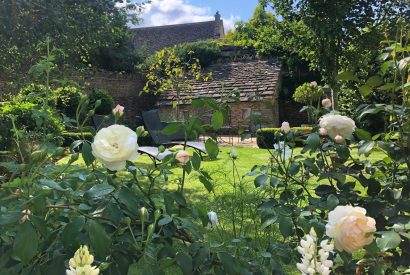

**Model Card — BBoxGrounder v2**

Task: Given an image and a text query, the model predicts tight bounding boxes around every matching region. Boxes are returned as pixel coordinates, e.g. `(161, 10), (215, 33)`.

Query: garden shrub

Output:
(62, 131), (93, 146)
(87, 88), (115, 115)
(174, 40), (221, 67)
(0, 101), (64, 150)
(256, 126), (312, 148)
(55, 86), (83, 118)
(292, 82), (323, 104)
(16, 83), (56, 107)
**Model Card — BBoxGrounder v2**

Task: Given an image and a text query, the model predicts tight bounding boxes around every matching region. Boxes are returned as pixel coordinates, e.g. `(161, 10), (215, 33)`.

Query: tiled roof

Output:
(130, 18), (224, 54)
(157, 59), (282, 106)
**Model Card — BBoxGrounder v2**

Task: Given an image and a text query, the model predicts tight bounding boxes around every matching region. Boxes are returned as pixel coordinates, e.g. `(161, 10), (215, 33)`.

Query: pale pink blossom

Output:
(19, 209), (31, 223)
(112, 104), (124, 117)
(175, 150), (190, 165)
(322, 98), (332, 109)
(318, 128), (328, 136)
(334, 135), (344, 143)
(280, 121), (291, 133)
(310, 81), (318, 88)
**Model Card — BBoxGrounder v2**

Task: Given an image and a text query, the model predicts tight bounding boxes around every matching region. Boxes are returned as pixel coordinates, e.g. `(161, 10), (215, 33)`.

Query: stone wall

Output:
(67, 72), (157, 127)
(159, 98), (279, 133)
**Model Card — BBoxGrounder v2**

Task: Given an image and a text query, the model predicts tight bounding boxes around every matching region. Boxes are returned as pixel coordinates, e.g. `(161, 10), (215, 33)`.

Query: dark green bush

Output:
(16, 84), (56, 107)
(88, 89), (115, 115)
(175, 40), (221, 67)
(55, 86), (84, 117)
(62, 131), (93, 147)
(256, 127), (312, 148)
(0, 101), (65, 150)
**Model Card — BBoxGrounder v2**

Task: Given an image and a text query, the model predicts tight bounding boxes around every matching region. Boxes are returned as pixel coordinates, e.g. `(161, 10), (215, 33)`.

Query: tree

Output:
(262, 0), (410, 108)
(0, 0), (146, 81)
(144, 46), (211, 120)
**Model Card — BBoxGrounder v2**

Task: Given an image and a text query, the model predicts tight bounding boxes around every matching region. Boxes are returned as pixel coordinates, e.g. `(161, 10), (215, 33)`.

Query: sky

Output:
(136, 0), (259, 31)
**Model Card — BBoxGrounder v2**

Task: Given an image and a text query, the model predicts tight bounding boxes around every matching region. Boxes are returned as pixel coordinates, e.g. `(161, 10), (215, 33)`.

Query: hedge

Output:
(256, 127), (313, 149)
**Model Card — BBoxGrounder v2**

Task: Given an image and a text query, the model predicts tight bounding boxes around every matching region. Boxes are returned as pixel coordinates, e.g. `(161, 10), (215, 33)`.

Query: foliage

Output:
(229, 5), (320, 100)
(87, 89), (115, 116)
(293, 82), (324, 105)
(235, 1), (409, 106)
(256, 127), (312, 148)
(174, 40), (222, 68)
(0, 0), (146, 80)
(144, 46), (212, 119)
(16, 84), (56, 108)
(55, 86), (84, 118)
(0, 101), (64, 151)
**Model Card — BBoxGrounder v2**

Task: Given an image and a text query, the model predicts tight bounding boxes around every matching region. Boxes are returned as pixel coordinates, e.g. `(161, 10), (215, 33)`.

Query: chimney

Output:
(214, 11), (224, 39)
(214, 11), (221, 22)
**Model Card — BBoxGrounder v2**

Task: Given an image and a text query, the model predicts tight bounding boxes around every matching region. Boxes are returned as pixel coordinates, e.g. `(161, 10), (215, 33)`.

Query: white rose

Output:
(319, 114), (356, 139)
(207, 211), (218, 227)
(325, 205), (376, 253)
(92, 125), (139, 171)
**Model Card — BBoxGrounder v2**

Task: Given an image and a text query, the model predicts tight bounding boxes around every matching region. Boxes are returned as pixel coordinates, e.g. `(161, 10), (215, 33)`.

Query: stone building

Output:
(157, 59), (282, 130)
(130, 12), (225, 54)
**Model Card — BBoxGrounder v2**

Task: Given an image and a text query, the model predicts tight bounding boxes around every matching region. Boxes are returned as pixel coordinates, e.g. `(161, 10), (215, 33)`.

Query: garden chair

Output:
(138, 146), (173, 166)
(141, 109), (207, 158)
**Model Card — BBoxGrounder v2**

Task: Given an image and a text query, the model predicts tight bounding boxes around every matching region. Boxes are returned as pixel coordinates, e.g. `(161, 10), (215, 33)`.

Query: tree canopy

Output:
(0, 0), (146, 80)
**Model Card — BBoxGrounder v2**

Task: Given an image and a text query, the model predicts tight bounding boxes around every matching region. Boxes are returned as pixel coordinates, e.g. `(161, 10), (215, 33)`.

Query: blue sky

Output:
(137, 0), (259, 30)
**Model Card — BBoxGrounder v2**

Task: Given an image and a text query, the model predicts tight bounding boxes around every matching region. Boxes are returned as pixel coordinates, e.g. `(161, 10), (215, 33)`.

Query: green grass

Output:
(57, 145), (386, 273)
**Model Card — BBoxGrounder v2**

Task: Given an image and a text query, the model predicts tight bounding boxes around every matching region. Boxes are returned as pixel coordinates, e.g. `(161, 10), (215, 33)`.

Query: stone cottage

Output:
(157, 59), (282, 131)
(131, 12), (225, 54)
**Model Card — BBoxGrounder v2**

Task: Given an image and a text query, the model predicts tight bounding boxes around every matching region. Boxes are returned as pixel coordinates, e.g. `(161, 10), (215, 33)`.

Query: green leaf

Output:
(376, 231), (401, 251)
(162, 123), (184, 135)
(355, 128), (372, 141)
(211, 110), (224, 130)
(254, 174), (268, 187)
(198, 175), (213, 193)
(40, 179), (67, 191)
(84, 184), (115, 199)
(337, 71), (359, 82)
(169, 191), (186, 206)
(176, 252), (192, 275)
(306, 133), (320, 151)
(13, 222), (39, 264)
(279, 217), (294, 238)
(158, 217), (173, 226)
(217, 252), (240, 274)
(82, 142), (94, 166)
(62, 216), (85, 248)
(358, 141), (375, 155)
(358, 85), (373, 97)
(191, 152), (201, 170)
(205, 138), (219, 160)
(0, 212), (22, 225)
(366, 75), (383, 87)
(88, 220), (111, 258)
(326, 194), (339, 210)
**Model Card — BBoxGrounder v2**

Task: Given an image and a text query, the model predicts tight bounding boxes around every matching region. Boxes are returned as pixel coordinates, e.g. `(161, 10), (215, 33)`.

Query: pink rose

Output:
(112, 104), (124, 117)
(322, 98), (332, 109)
(326, 205), (376, 253)
(280, 121), (291, 133)
(334, 135), (344, 143)
(318, 128), (328, 136)
(175, 150), (190, 165)
(310, 81), (318, 88)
